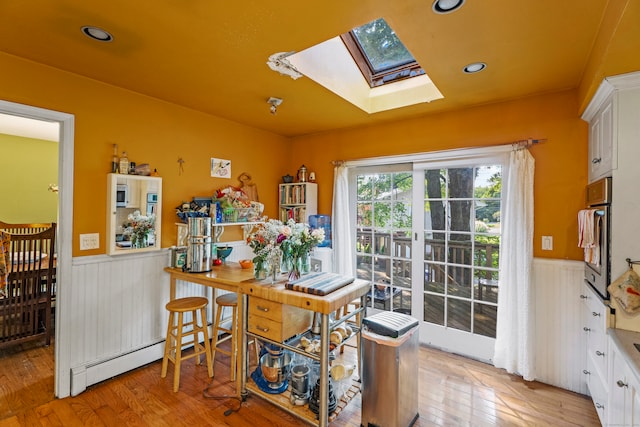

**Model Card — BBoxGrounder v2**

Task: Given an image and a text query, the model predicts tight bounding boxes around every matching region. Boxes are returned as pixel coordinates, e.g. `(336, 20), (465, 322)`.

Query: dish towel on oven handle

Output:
(578, 208), (600, 266)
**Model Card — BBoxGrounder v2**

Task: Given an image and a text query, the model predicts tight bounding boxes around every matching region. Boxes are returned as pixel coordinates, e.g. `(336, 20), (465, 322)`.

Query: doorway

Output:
(0, 100), (74, 397)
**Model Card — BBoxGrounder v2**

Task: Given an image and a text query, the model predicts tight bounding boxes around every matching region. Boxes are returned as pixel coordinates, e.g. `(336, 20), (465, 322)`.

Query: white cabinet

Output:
(581, 282), (611, 425)
(278, 182), (317, 223)
(609, 334), (640, 426)
(107, 173), (162, 255)
(585, 94), (616, 183)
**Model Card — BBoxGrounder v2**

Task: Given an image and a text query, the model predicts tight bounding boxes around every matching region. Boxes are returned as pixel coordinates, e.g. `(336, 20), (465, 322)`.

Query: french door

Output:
(353, 156), (504, 362)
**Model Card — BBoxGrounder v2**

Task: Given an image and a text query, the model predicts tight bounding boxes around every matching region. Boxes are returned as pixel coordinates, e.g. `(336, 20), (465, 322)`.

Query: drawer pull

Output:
(617, 380), (628, 388)
(595, 403), (604, 409)
(595, 350), (605, 357)
(583, 327), (591, 332)
(592, 311), (601, 317)
(256, 305), (270, 312)
(592, 158), (602, 164)
(580, 294), (587, 299)
(256, 326), (270, 333)
(583, 369), (590, 375)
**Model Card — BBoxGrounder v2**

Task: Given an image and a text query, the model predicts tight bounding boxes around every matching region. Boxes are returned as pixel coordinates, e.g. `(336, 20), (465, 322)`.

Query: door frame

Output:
(0, 100), (75, 397)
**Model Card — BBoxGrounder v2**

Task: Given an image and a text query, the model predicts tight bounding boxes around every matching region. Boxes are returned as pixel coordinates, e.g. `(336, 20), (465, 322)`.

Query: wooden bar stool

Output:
(211, 292), (239, 381)
(161, 296), (213, 392)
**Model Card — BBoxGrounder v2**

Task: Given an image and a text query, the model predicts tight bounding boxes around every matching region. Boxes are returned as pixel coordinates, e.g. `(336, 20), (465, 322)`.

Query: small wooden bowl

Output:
(239, 259), (254, 269)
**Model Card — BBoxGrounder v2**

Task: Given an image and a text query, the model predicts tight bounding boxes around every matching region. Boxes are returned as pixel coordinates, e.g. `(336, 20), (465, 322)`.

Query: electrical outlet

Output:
(542, 236), (553, 251)
(80, 233), (99, 250)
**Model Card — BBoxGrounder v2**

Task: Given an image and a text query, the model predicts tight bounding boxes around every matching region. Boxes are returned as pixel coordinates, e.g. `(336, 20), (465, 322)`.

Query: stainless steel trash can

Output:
(361, 311), (419, 427)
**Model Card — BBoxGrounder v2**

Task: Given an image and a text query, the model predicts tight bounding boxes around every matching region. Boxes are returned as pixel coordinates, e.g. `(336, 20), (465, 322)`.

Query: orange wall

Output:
(0, 52), (589, 260)
(0, 52), (290, 256)
(290, 90), (588, 260)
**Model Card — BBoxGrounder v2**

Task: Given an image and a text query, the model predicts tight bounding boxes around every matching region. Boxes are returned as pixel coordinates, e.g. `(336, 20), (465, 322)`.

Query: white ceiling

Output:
(0, 113), (59, 142)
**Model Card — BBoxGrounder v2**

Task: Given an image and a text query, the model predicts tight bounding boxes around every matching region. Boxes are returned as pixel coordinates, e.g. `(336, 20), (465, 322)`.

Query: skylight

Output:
(285, 18), (443, 114)
(342, 18), (425, 88)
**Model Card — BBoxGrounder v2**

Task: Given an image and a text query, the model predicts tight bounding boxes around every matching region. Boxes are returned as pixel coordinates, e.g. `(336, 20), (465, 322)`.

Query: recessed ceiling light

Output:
(463, 62), (487, 74)
(432, 0), (465, 14)
(81, 26), (113, 42)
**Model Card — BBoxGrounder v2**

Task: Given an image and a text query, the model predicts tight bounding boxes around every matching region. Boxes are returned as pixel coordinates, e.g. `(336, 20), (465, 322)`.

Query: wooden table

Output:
(164, 265), (369, 426)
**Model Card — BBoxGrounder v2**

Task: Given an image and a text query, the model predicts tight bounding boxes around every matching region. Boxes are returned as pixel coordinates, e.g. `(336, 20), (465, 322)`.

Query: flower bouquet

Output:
(123, 210), (155, 248)
(246, 218), (324, 282)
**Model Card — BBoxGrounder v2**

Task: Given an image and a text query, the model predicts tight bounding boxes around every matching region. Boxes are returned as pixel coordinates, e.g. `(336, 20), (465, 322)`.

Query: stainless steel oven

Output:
(583, 177), (612, 300)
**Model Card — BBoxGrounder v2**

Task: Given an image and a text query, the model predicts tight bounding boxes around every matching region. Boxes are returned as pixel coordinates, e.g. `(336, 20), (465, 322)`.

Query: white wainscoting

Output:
(533, 258), (587, 395)
(66, 241), (253, 396)
(62, 251), (587, 397)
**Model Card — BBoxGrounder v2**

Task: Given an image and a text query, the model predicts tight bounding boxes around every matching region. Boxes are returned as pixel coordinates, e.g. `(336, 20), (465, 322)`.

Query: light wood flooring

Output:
(0, 338), (600, 426)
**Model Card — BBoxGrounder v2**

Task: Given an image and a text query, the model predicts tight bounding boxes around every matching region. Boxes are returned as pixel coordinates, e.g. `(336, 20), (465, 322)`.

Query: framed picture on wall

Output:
(211, 158), (231, 178)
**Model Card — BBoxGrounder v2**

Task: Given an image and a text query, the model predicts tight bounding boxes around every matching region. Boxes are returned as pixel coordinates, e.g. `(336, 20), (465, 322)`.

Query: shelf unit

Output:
(244, 301), (365, 426)
(279, 182), (317, 223)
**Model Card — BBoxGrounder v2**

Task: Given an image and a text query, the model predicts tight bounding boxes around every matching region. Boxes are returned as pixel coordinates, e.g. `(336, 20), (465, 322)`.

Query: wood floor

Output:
(0, 338), (601, 426)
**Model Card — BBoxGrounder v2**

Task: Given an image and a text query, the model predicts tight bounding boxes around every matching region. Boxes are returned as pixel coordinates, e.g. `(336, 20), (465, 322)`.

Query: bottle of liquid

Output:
(111, 144), (119, 173)
(119, 152), (129, 175)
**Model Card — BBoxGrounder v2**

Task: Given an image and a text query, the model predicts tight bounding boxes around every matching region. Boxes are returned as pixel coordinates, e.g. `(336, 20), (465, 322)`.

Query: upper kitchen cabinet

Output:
(583, 91), (618, 182)
(583, 89), (616, 183)
(106, 173), (162, 255)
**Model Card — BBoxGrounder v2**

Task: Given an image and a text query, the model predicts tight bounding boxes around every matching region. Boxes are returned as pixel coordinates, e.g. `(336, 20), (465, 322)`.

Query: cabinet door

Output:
(589, 114), (603, 181)
(609, 344), (628, 426)
(588, 98), (615, 182)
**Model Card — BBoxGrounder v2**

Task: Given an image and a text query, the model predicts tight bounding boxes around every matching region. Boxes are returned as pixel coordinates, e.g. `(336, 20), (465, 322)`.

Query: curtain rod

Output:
(331, 137), (547, 166)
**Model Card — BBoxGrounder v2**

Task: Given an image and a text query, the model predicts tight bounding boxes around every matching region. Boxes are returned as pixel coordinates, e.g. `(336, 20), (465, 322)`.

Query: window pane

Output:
(447, 298), (471, 332)
(425, 261), (445, 294)
(393, 289), (412, 314)
(448, 200), (473, 232)
(474, 166), (502, 198)
(357, 202), (372, 227)
(424, 169), (446, 198)
(474, 270), (499, 303)
(373, 201), (391, 228)
(393, 232), (411, 258)
(392, 201), (412, 229)
(474, 234), (500, 268)
(373, 232), (390, 255)
(425, 231), (446, 262)
(352, 18), (416, 74)
(424, 294), (444, 326)
(356, 231), (372, 254)
(475, 200), (501, 229)
(393, 172), (413, 200)
(373, 174), (392, 200)
(373, 256), (390, 284)
(448, 233), (472, 265)
(356, 254), (372, 277)
(393, 259), (411, 288)
(357, 175), (372, 201)
(474, 303), (497, 337)
(447, 265), (472, 298)
(424, 199), (446, 231)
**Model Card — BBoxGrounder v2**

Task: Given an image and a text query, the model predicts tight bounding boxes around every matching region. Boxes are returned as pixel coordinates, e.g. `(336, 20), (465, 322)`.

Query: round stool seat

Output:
(166, 296), (208, 312)
(216, 292), (237, 307)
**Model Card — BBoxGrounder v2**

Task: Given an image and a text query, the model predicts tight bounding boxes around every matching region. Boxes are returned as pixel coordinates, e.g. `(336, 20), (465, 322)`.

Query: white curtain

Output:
(493, 148), (535, 380)
(332, 164), (354, 275)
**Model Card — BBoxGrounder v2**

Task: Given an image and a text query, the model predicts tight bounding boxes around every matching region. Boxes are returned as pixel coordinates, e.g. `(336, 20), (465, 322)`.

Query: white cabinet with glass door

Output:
(106, 173), (162, 255)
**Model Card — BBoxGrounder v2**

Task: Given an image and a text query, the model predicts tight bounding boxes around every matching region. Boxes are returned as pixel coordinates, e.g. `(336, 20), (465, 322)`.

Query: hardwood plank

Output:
(0, 340), (601, 426)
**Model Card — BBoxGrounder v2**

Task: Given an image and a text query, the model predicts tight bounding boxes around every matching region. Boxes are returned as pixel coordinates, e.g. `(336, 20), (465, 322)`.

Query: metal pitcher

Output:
(185, 217), (213, 273)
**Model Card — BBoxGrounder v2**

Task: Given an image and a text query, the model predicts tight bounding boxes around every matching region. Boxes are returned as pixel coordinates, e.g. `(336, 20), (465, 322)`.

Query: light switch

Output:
(80, 233), (100, 250)
(542, 236), (553, 251)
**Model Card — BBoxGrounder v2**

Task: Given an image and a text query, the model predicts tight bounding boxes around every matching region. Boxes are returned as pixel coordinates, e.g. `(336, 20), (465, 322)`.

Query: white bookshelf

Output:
(278, 182), (317, 223)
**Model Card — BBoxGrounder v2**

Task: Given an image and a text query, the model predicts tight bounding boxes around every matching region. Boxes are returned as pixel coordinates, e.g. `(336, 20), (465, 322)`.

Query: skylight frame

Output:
(340, 19), (425, 88)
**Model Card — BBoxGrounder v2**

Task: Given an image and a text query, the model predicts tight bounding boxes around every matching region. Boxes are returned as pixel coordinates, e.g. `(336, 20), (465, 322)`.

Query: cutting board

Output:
(285, 272), (355, 296)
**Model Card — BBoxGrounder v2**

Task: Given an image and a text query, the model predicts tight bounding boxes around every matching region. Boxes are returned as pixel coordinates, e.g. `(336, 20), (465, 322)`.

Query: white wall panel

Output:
(533, 258), (587, 395)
